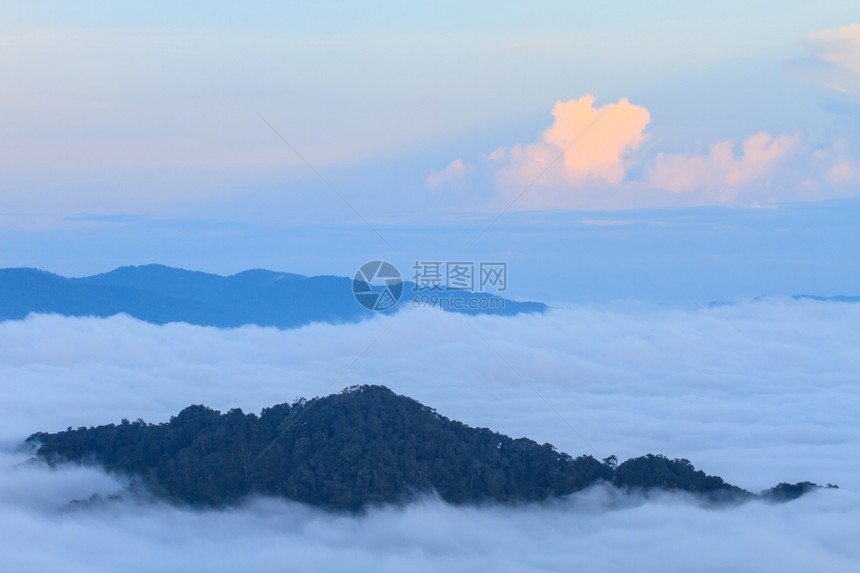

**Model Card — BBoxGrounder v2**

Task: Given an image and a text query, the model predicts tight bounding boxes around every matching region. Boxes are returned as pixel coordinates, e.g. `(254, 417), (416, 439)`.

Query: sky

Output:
(1, 302), (859, 571)
(2, 1), (860, 303)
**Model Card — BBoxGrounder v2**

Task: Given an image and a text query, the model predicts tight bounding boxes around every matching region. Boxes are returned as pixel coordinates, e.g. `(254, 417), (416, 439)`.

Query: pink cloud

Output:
(432, 91), (860, 211)
(827, 157), (858, 183)
(787, 25), (860, 99)
(810, 24), (860, 74)
(647, 132), (802, 196)
(491, 95), (650, 187)
(427, 158), (474, 190)
(811, 139), (859, 184)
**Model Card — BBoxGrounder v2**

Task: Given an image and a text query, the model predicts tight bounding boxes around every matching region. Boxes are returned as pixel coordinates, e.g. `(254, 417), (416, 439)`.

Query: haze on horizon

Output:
(2, 2), (860, 303)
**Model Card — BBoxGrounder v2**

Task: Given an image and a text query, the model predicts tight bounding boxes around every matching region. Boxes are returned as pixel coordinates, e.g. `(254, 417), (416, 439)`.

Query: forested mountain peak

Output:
(27, 385), (830, 511)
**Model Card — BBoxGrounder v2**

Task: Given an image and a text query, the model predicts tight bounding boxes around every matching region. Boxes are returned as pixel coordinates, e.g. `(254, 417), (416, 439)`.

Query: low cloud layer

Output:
(1, 476), (857, 572)
(1, 300), (859, 570)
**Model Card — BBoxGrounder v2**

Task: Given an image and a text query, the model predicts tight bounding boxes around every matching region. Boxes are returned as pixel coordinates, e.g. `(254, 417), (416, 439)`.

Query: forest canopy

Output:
(27, 385), (828, 511)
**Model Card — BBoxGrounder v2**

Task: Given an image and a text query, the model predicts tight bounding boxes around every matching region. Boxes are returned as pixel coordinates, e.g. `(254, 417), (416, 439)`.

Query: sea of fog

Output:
(1, 299), (858, 571)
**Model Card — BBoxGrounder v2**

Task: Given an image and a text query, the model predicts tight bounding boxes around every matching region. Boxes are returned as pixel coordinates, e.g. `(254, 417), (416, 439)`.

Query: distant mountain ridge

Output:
(792, 294), (860, 303)
(708, 294), (860, 308)
(27, 385), (829, 511)
(0, 264), (546, 329)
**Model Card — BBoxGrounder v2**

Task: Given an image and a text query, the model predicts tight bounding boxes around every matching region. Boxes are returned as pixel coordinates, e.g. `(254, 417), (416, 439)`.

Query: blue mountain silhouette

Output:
(0, 264), (546, 328)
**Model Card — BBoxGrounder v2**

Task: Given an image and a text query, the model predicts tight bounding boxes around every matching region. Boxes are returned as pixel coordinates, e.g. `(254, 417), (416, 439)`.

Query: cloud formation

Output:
(1, 300), (859, 569)
(490, 95), (651, 187)
(648, 131), (803, 198)
(448, 90), (858, 210)
(427, 158), (474, 190)
(812, 138), (859, 184)
(790, 24), (860, 99)
(0, 475), (857, 573)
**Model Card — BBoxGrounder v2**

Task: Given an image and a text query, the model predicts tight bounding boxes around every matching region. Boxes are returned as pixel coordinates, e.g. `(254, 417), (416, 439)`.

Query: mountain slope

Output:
(0, 264), (546, 328)
(0, 268), (225, 325)
(27, 386), (825, 511)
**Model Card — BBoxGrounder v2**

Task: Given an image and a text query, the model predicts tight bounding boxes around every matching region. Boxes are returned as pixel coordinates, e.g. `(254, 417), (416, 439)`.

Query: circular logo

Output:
(352, 260), (403, 311)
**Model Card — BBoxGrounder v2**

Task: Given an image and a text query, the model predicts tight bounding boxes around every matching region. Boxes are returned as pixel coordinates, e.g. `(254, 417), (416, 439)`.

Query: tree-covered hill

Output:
(26, 386), (827, 511)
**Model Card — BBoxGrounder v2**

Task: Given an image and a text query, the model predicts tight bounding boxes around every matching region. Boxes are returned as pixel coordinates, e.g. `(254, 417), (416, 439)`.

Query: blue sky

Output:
(2, 1), (859, 302)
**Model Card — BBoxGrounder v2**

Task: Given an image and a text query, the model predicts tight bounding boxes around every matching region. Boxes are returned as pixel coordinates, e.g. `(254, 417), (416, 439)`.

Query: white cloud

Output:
(0, 480), (857, 572)
(1, 301), (859, 570)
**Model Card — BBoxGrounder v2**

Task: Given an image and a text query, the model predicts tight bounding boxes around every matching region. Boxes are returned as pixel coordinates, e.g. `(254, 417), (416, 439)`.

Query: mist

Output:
(1, 299), (858, 570)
